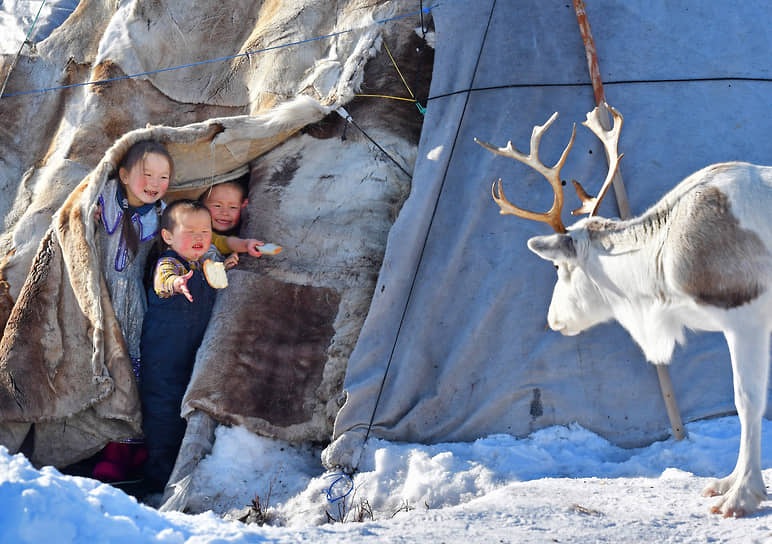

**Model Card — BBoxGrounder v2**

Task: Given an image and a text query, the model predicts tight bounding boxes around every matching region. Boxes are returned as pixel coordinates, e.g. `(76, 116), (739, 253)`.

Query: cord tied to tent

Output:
(355, 38), (427, 116)
(419, 1), (430, 37)
(1, 3), (440, 100)
(323, 472), (354, 504)
(335, 106), (412, 178)
(0, 0), (48, 99)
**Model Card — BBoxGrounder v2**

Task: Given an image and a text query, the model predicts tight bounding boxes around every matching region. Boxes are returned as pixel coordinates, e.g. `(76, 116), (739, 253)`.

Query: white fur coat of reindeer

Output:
(476, 105), (772, 518)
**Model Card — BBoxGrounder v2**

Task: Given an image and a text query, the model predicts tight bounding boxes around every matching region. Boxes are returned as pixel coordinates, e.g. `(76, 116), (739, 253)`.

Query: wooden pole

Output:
(572, 0), (686, 440)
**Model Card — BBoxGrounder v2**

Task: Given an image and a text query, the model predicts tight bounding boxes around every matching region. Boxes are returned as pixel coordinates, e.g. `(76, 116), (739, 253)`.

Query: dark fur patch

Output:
(301, 112), (346, 140)
(188, 275), (340, 427)
(671, 186), (767, 308)
(342, 17), (434, 145)
(586, 217), (620, 232)
(265, 153), (301, 189)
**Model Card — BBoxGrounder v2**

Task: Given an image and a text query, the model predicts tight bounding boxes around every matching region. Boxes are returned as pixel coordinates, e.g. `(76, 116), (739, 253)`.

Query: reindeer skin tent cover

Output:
(323, 1), (772, 470)
(0, 0), (423, 468)
(0, 102), (328, 466)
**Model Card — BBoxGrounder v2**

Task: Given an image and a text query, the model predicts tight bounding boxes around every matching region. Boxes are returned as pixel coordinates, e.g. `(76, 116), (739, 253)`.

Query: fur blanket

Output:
(0, 98), (327, 467)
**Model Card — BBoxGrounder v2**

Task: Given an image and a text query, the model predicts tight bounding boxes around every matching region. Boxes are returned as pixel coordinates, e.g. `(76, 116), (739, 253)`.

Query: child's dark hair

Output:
(118, 140), (174, 256)
(199, 173), (249, 203)
(119, 140), (175, 182)
(160, 199), (210, 244)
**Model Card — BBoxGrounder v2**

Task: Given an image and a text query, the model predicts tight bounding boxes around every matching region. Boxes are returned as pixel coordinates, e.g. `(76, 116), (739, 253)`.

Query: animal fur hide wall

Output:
(0, 0), (431, 467)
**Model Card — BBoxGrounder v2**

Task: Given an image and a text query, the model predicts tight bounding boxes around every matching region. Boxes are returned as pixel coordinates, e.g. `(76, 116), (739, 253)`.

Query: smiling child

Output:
(92, 140), (173, 484)
(200, 180), (264, 268)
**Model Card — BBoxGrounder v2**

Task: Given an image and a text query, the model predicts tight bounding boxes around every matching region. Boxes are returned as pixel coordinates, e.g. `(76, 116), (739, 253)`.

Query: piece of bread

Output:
(258, 243), (282, 255)
(203, 259), (228, 289)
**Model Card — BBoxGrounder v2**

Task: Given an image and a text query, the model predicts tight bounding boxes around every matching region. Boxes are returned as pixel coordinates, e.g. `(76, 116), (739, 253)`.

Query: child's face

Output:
(202, 184), (247, 232)
(119, 152), (171, 207)
(161, 209), (212, 262)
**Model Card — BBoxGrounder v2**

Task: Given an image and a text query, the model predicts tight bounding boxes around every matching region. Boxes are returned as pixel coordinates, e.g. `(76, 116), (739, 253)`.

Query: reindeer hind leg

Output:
(703, 325), (769, 517)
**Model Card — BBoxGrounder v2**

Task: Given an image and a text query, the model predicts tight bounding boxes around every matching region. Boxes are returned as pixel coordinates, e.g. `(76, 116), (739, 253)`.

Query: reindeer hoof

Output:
(702, 476), (734, 498)
(710, 505), (747, 518)
(708, 484), (764, 518)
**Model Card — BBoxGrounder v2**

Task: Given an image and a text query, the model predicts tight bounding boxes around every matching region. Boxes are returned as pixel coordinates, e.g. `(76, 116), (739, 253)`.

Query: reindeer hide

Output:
(0, 103), (329, 467)
(0, 0), (426, 468)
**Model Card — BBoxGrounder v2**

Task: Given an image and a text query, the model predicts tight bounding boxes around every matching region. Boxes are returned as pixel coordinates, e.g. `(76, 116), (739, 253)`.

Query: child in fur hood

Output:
(92, 140), (172, 484)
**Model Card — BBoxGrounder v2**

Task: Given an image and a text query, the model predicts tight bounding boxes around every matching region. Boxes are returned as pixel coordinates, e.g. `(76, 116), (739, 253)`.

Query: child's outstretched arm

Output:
(155, 258), (196, 302)
(223, 252), (239, 269)
(226, 236), (264, 257)
(172, 270), (195, 302)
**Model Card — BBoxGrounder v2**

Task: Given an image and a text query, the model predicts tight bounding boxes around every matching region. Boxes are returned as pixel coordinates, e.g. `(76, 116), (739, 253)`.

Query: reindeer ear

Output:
(527, 233), (576, 262)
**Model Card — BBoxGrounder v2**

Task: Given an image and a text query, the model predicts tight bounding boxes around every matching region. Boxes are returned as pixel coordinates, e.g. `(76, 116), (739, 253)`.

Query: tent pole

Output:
(572, 0), (686, 441)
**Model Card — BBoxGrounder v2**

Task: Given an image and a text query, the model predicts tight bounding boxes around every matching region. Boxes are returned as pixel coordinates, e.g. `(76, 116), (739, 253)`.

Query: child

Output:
(97, 140), (173, 369)
(92, 140), (173, 483)
(139, 199), (218, 494)
(200, 180), (264, 269)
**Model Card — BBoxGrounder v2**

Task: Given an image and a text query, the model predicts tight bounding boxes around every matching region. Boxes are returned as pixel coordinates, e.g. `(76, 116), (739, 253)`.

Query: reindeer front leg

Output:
(703, 326), (769, 517)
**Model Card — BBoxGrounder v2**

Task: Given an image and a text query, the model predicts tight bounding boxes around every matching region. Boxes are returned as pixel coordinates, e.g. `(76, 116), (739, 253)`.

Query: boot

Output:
(92, 442), (132, 482)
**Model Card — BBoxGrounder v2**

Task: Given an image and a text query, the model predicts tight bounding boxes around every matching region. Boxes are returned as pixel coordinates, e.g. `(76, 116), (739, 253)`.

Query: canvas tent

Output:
(322, 0), (772, 470)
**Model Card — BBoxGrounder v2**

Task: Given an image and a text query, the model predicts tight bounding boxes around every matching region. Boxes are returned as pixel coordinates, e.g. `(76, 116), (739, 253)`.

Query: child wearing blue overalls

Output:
(139, 199), (219, 494)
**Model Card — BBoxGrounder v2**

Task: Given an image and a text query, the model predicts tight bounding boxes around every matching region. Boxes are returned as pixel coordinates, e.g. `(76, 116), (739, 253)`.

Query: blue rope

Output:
(1, 4), (440, 100)
(323, 472), (354, 504)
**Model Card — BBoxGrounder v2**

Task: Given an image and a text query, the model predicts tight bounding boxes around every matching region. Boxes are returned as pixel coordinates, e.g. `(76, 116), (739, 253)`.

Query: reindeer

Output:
(476, 105), (772, 518)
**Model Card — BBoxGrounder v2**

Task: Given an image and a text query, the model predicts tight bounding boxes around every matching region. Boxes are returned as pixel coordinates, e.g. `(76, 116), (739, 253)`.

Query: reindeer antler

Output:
(571, 103), (624, 217)
(477, 105), (625, 231)
(474, 112), (576, 234)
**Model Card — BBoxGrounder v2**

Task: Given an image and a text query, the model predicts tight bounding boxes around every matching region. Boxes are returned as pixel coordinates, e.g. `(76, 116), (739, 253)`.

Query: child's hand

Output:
(94, 203), (103, 222)
(245, 239), (265, 258)
(224, 253), (239, 270)
(173, 269), (195, 302)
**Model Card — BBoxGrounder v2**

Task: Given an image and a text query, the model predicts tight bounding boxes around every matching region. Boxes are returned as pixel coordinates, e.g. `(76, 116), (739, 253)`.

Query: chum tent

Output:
(0, 0), (425, 472)
(1, 0), (772, 499)
(322, 0), (772, 470)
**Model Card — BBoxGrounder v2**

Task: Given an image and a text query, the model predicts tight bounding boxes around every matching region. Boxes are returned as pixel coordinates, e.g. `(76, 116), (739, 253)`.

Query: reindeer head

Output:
(475, 105), (623, 335)
(528, 228), (619, 334)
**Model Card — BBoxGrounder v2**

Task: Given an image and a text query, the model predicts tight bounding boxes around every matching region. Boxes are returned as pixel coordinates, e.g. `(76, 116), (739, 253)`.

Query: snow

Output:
(0, 0), (78, 53)
(4, 416), (772, 543)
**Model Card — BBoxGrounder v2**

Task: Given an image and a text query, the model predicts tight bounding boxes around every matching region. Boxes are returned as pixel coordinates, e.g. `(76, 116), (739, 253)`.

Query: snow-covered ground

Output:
(4, 416), (772, 543)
